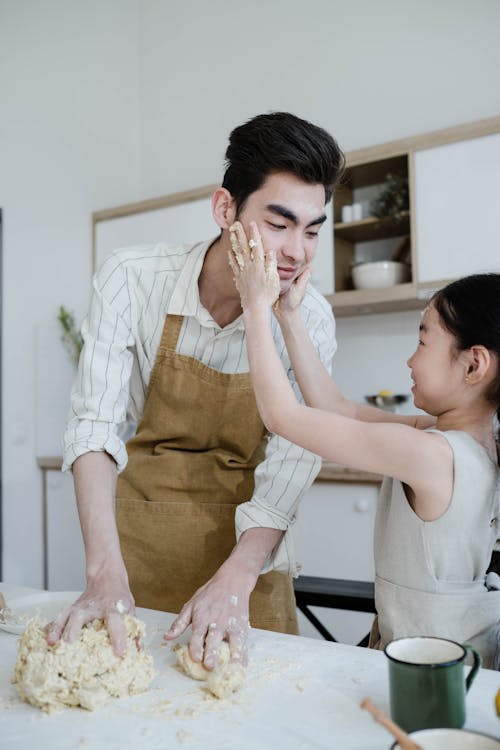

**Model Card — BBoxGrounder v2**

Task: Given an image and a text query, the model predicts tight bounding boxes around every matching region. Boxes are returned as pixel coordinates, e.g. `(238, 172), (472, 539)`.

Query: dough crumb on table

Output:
(174, 642), (245, 699)
(13, 616), (156, 713)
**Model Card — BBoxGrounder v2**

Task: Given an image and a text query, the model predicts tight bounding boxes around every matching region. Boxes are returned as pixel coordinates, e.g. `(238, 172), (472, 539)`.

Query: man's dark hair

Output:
(222, 112), (345, 214)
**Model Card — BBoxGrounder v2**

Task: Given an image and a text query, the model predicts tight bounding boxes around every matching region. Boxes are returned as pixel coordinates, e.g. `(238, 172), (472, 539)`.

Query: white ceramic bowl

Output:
(391, 728), (500, 749)
(351, 260), (410, 289)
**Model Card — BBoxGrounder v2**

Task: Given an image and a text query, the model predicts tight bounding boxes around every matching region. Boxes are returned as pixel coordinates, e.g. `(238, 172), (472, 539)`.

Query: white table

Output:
(1, 584), (499, 750)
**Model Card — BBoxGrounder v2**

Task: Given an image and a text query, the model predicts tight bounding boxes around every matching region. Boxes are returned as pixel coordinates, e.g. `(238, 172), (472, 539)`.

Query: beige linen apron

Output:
(116, 314), (298, 634)
(369, 431), (500, 669)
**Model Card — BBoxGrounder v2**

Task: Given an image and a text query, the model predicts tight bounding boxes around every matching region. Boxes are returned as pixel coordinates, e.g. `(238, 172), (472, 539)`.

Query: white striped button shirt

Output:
(63, 240), (337, 574)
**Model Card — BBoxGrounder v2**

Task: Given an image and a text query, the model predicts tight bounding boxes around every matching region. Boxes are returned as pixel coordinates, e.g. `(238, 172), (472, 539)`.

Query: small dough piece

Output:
(13, 616), (156, 713)
(174, 642), (245, 699)
(207, 661), (245, 700)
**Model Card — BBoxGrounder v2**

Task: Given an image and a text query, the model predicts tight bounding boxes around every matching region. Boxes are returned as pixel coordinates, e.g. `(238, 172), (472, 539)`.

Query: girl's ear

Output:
(466, 345), (493, 384)
(212, 188), (237, 230)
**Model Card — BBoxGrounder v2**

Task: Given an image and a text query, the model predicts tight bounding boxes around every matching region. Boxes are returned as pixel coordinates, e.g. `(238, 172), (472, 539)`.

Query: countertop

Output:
(1, 584), (499, 750)
(37, 456), (383, 484)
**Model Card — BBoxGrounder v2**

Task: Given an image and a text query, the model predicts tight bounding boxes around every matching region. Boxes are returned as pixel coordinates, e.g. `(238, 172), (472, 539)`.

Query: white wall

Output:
(137, 0), (500, 196)
(1, 0), (500, 586)
(0, 0), (142, 584)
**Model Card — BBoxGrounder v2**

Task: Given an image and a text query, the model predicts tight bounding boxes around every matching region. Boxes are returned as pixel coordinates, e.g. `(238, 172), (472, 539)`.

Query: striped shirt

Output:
(62, 240), (337, 574)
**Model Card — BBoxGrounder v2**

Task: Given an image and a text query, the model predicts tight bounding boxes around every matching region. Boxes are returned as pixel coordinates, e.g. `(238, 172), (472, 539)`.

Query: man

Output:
(50, 112), (344, 668)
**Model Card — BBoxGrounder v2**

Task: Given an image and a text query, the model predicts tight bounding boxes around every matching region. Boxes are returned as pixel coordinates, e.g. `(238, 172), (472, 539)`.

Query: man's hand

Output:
(163, 564), (253, 669)
(164, 528), (283, 668)
(46, 571), (135, 656)
(228, 221), (280, 312)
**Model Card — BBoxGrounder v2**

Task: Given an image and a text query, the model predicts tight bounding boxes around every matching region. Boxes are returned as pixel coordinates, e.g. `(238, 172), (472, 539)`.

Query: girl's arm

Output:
(276, 302), (434, 428)
(229, 222), (451, 520)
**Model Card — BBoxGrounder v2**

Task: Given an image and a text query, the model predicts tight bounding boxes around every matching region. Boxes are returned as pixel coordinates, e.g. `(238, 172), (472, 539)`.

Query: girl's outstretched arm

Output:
(276, 299), (434, 428)
(229, 221), (451, 519)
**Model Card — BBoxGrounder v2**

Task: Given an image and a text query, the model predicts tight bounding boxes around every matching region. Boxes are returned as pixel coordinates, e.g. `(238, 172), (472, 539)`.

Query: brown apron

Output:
(116, 314), (298, 634)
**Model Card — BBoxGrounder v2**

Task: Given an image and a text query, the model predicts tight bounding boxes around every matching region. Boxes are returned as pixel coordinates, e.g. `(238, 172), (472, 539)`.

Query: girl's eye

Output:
(268, 222), (286, 231)
(306, 231), (319, 238)
(418, 339), (424, 346)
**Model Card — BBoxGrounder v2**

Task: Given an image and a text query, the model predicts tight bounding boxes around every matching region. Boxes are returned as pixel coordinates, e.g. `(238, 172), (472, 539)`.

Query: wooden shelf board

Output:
(334, 212), (410, 243)
(344, 154), (408, 190)
(317, 462), (383, 483)
(37, 456), (63, 470)
(326, 283), (429, 317)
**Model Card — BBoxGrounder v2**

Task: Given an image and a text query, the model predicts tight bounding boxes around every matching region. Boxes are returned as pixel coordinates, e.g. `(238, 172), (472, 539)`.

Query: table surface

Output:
(1, 584), (499, 750)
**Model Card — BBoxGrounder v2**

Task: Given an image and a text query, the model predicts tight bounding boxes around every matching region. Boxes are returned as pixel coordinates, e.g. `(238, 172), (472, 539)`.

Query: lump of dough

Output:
(174, 642), (245, 699)
(13, 616), (156, 713)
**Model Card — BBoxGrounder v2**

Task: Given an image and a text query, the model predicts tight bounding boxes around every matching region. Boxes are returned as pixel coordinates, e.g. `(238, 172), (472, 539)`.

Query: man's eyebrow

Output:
(266, 204), (327, 228)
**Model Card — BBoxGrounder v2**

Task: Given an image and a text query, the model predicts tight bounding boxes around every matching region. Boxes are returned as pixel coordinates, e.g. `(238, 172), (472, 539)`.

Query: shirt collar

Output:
(167, 238), (245, 331)
(168, 239), (213, 316)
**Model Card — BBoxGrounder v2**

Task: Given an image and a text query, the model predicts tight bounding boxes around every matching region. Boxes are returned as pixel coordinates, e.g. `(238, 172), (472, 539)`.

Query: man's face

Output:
(236, 172), (327, 293)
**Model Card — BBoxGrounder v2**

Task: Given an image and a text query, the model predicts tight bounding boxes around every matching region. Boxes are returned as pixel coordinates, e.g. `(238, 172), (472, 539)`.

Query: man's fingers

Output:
(188, 625), (208, 664)
(203, 623), (224, 670)
(46, 605), (72, 644)
(106, 611), (128, 656)
(228, 628), (248, 666)
(164, 604), (192, 640)
(60, 607), (90, 644)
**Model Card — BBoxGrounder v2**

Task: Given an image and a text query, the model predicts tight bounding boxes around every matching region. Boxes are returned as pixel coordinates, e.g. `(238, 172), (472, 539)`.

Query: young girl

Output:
(229, 220), (500, 669)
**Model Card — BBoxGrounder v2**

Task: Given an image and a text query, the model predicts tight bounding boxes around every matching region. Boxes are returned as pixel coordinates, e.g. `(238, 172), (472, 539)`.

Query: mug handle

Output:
(464, 644), (482, 691)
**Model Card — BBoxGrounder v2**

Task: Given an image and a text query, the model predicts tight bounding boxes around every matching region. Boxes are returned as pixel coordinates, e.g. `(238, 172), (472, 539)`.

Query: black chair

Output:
(294, 575), (376, 647)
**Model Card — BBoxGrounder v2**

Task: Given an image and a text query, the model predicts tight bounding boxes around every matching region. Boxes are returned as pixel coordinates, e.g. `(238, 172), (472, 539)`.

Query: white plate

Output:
(0, 591), (81, 635)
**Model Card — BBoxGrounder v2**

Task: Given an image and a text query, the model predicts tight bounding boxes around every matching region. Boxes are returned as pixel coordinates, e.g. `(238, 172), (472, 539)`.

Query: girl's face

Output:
(406, 304), (467, 415)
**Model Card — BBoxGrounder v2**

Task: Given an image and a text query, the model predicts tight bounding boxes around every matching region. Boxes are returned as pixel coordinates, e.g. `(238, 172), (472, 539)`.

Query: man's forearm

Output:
(223, 527), (285, 590)
(73, 451), (127, 581)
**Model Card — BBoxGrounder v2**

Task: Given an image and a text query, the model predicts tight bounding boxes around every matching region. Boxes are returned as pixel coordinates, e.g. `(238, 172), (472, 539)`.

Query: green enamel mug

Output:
(385, 636), (482, 733)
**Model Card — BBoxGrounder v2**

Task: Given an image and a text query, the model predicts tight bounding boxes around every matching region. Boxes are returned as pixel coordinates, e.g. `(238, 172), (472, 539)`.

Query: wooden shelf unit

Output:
(333, 152), (411, 301)
(330, 115), (500, 316)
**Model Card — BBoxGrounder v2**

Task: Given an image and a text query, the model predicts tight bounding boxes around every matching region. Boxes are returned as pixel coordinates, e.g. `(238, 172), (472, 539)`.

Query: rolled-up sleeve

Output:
(62, 255), (135, 473)
(235, 291), (337, 575)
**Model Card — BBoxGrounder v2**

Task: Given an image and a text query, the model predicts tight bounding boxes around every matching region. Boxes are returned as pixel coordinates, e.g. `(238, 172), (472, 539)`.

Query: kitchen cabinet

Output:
(295, 474), (380, 645)
(329, 115), (500, 316)
(414, 131), (500, 283)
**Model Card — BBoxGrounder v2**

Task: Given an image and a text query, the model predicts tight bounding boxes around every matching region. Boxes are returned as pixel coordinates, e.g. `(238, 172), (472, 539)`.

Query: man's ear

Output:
(212, 188), (237, 229)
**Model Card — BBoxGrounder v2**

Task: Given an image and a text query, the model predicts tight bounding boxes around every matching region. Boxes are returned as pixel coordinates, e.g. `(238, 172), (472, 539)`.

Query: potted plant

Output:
(57, 306), (83, 367)
(370, 172), (409, 221)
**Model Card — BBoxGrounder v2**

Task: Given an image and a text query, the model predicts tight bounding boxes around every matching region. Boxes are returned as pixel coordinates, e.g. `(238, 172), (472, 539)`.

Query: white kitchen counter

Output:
(1, 584), (499, 750)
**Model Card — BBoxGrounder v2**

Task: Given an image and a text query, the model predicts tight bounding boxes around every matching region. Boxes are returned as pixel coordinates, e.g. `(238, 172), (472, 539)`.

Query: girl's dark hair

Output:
(432, 273), (500, 429)
(222, 112), (345, 214)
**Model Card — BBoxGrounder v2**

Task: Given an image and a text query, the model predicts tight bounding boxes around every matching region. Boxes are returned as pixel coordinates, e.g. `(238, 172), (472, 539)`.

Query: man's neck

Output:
(198, 235), (243, 328)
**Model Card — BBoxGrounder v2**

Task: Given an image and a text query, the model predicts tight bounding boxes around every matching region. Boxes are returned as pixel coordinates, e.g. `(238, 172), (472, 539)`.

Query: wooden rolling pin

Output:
(361, 698), (423, 750)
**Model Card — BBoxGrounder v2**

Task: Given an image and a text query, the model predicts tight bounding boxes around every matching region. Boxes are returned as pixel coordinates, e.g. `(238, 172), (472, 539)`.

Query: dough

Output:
(13, 616), (156, 713)
(174, 642), (245, 699)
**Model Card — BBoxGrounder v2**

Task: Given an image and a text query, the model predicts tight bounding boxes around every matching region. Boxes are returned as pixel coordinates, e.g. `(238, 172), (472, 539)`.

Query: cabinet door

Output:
(46, 471), (86, 591)
(414, 132), (500, 283)
(295, 482), (377, 644)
